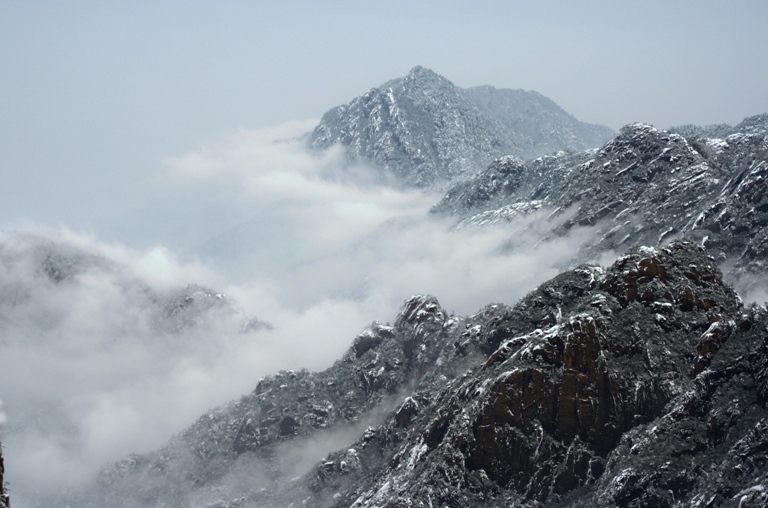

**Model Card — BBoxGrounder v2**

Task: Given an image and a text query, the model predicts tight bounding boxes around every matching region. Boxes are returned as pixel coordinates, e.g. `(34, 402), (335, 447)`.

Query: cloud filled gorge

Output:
(0, 122), (596, 506)
(159, 121), (584, 314)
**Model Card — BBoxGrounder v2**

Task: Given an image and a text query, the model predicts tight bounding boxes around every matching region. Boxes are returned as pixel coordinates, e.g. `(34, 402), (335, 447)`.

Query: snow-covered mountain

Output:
(308, 66), (613, 188)
(52, 113), (768, 508)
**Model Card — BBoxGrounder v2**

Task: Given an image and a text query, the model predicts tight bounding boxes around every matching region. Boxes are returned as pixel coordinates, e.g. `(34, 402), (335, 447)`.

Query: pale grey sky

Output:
(1, 0), (767, 245)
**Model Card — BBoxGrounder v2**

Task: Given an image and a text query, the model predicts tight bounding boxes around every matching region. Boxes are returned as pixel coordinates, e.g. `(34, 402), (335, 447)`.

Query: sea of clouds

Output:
(0, 120), (601, 507)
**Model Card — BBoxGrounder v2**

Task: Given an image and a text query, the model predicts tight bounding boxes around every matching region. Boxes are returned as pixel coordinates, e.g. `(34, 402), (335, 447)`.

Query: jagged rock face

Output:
(70, 242), (768, 507)
(308, 66), (613, 188)
(308, 241), (763, 508)
(434, 123), (716, 228)
(690, 130), (768, 290)
(433, 118), (768, 292)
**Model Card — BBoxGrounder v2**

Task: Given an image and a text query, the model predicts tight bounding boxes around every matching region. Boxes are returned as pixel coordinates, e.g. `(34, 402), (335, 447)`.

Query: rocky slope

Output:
(432, 115), (768, 297)
(66, 241), (768, 507)
(308, 66), (613, 188)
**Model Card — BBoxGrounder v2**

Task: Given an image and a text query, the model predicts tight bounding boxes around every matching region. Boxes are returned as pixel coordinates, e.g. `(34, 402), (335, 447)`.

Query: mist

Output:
(0, 121), (608, 507)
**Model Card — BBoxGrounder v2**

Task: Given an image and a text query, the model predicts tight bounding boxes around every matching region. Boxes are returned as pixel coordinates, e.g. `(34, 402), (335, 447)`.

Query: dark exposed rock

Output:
(302, 242), (765, 508)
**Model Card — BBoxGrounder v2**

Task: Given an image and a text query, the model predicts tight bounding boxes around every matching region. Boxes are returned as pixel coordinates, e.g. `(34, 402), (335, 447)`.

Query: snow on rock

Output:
(309, 66), (612, 188)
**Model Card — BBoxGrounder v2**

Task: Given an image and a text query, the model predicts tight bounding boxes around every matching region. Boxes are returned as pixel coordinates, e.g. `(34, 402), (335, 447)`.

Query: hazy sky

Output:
(1, 1), (767, 242)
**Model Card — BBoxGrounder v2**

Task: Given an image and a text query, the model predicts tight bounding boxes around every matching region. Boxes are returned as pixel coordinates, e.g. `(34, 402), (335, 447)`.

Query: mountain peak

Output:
(407, 64), (431, 76)
(308, 68), (613, 188)
(377, 65), (456, 94)
(405, 65), (445, 81)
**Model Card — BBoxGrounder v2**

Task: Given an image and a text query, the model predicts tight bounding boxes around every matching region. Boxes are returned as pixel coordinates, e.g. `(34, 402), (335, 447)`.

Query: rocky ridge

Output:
(308, 66), (613, 188)
(67, 241), (768, 507)
(432, 115), (768, 295)
(300, 242), (768, 508)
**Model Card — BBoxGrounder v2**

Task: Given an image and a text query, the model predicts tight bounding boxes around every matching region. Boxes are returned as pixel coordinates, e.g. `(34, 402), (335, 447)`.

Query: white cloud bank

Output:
(1, 121), (597, 507)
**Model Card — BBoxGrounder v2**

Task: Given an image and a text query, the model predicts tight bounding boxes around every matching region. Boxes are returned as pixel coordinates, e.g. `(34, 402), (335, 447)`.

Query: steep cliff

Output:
(299, 241), (768, 507)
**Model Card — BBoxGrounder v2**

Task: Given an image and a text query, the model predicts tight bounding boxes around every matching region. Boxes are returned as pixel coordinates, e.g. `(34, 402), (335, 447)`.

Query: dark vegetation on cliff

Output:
(0, 444), (8, 508)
